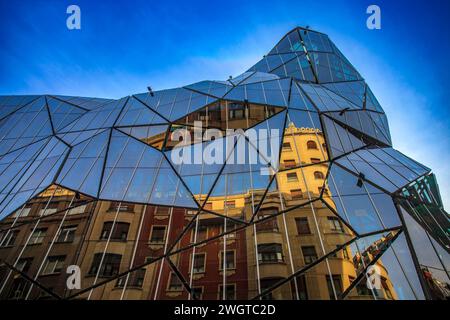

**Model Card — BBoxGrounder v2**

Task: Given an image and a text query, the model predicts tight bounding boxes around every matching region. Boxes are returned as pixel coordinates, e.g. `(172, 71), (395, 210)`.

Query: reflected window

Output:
(192, 253), (206, 274)
(295, 217), (311, 235)
(307, 140), (318, 150)
(12, 206), (31, 218)
(219, 284), (236, 300)
(225, 200), (236, 209)
(258, 243), (284, 263)
(39, 205), (58, 216)
(57, 225), (77, 243)
(89, 253), (122, 277)
(203, 202), (213, 210)
(219, 250), (235, 270)
(16, 258), (33, 273)
(326, 275), (343, 300)
(302, 246), (318, 264)
(42, 255), (66, 275)
(150, 226), (166, 244)
(167, 272), (183, 291)
(256, 208), (278, 232)
(327, 216), (344, 233)
(291, 189), (303, 199)
(1, 230), (19, 247)
(68, 204), (86, 215)
(314, 171), (324, 180)
(192, 225), (207, 242)
(282, 142), (292, 151)
(311, 158), (321, 164)
(284, 159), (296, 168)
(29, 228), (47, 245)
(116, 268), (146, 288)
(100, 222), (129, 241)
(287, 172), (299, 182)
(192, 287), (203, 300)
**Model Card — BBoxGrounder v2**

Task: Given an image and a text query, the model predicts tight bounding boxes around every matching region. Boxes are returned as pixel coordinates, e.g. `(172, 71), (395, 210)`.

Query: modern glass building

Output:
(0, 27), (448, 300)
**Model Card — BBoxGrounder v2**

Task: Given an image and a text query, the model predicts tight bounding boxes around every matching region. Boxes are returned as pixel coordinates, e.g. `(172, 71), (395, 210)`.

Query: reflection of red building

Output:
(135, 207), (249, 300)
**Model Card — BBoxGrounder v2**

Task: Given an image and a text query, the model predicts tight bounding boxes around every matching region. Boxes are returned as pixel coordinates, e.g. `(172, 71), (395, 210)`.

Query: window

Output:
(29, 228), (47, 245)
(260, 278), (280, 300)
(256, 208), (278, 232)
(327, 216), (344, 233)
(282, 142), (292, 151)
(192, 225), (208, 242)
(150, 226), (166, 244)
(326, 275), (343, 300)
(219, 284), (236, 300)
(296, 275), (308, 300)
(39, 206), (57, 216)
(89, 253), (122, 277)
(225, 200), (235, 209)
(313, 171), (324, 179)
(56, 226), (77, 243)
(16, 258), (33, 273)
(307, 140), (318, 150)
(220, 250), (236, 270)
(155, 206), (170, 215)
(68, 204), (86, 215)
(310, 158), (321, 164)
(286, 172), (298, 182)
(302, 246), (318, 264)
(343, 247), (350, 260)
(100, 222), (129, 241)
(258, 244), (283, 263)
(203, 202), (213, 210)
(42, 256), (66, 275)
(168, 273), (183, 291)
(1, 230), (19, 247)
(192, 253), (206, 273)
(283, 159), (296, 168)
(109, 202), (134, 212)
(295, 217), (311, 235)
(12, 207), (31, 218)
(290, 189), (303, 199)
(116, 268), (146, 288)
(191, 287), (203, 300)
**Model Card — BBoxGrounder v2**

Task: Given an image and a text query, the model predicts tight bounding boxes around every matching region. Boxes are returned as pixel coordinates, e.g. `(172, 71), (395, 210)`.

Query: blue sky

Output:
(0, 0), (449, 208)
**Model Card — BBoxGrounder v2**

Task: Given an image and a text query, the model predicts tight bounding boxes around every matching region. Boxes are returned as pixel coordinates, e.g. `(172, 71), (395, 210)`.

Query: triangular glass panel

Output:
(116, 125), (169, 150)
(365, 85), (384, 113)
(46, 96), (86, 131)
(323, 81), (366, 108)
(224, 78), (290, 108)
(268, 29), (303, 55)
(321, 115), (366, 158)
(271, 53), (316, 82)
(57, 129), (110, 198)
(301, 29), (333, 53)
(0, 96), (53, 156)
(238, 72), (280, 85)
(59, 97), (127, 133)
(51, 95), (113, 111)
(0, 137), (69, 221)
(288, 81), (316, 111)
(184, 80), (233, 98)
(115, 96), (168, 126)
(0, 95), (40, 120)
(56, 128), (107, 146)
(323, 164), (402, 234)
(299, 83), (360, 112)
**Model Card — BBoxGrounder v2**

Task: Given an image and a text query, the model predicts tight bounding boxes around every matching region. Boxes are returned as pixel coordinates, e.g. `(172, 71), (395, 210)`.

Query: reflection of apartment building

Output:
(0, 125), (397, 300)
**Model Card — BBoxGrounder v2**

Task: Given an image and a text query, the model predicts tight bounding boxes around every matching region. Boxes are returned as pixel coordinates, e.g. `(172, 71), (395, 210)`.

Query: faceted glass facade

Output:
(0, 27), (448, 300)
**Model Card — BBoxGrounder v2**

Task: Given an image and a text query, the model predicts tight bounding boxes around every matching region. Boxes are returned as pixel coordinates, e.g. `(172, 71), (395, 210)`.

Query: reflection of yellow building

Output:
(189, 123), (398, 300)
